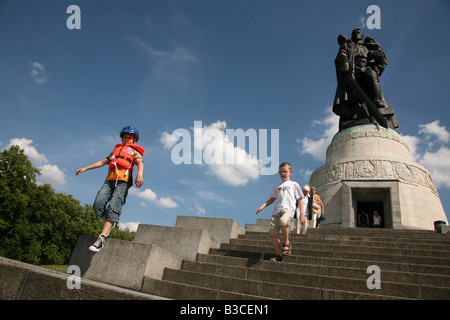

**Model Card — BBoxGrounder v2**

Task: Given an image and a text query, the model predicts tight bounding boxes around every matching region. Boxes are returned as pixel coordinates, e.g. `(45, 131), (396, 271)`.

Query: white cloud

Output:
(127, 34), (201, 96)
(29, 62), (48, 84)
(6, 138), (48, 164)
(419, 146), (450, 188)
(402, 135), (421, 162)
(118, 221), (140, 232)
(161, 131), (183, 149)
(402, 121), (450, 189)
(158, 197), (178, 208)
(359, 16), (367, 29)
(131, 188), (158, 202)
(297, 168), (313, 183)
(298, 108), (339, 161)
(162, 121), (264, 186)
(127, 35), (200, 64)
(194, 202), (205, 216)
(206, 163), (259, 186)
(129, 187), (178, 209)
(202, 121), (262, 186)
(4, 138), (66, 185)
(418, 120), (450, 143)
(39, 164), (66, 186)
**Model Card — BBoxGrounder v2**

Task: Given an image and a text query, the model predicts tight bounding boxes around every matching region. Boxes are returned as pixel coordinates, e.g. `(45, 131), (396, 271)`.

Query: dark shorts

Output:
(93, 180), (128, 222)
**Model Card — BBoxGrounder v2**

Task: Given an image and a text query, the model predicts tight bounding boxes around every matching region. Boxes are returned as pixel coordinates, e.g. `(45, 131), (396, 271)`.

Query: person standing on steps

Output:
(256, 162), (305, 262)
(310, 187), (325, 229)
(358, 211), (369, 228)
(76, 126), (145, 252)
(372, 210), (383, 228)
(296, 185), (315, 234)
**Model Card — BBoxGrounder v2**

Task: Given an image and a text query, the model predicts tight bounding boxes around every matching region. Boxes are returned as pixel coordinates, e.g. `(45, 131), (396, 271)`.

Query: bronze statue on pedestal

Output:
(333, 28), (399, 131)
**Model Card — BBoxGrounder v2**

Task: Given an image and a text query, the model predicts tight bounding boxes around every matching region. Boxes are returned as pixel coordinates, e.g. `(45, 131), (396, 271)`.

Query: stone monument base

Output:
(309, 125), (447, 230)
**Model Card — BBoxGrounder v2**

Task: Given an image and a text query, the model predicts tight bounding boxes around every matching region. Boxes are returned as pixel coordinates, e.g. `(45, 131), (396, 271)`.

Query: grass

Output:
(39, 265), (68, 273)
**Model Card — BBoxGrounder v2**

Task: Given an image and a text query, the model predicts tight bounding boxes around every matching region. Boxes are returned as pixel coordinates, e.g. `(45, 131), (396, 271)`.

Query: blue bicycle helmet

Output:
(120, 126), (140, 142)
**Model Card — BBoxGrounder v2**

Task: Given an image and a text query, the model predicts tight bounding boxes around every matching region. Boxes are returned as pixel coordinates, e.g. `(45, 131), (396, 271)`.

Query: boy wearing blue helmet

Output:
(76, 126), (145, 252)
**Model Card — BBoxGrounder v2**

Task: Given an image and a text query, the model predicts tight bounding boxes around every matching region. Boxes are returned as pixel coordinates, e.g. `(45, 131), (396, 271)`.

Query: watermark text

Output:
(66, 265), (81, 289)
(66, 5), (81, 30)
(166, 121), (279, 175)
(366, 265), (381, 289)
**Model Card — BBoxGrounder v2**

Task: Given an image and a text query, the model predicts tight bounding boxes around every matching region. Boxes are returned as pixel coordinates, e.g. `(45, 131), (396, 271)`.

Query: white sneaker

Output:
(89, 234), (105, 252)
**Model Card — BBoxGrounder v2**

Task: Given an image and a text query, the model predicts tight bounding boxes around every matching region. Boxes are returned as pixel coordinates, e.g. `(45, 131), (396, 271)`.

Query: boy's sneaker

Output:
(89, 234), (105, 252)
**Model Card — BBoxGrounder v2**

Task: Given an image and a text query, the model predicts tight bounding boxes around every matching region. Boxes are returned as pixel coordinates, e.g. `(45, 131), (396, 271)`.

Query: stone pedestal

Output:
(309, 125), (447, 230)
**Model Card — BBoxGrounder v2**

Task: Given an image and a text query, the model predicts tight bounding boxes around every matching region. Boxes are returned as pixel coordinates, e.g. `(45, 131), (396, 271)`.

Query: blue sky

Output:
(1, 0), (449, 231)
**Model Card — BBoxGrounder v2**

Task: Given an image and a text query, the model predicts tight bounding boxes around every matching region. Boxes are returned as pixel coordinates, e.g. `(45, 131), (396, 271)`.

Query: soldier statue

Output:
(333, 28), (399, 131)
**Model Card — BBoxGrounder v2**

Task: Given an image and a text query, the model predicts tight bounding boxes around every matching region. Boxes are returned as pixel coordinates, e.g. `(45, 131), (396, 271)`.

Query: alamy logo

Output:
(366, 265), (381, 289)
(66, 265), (81, 289)
(66, 5), (81, 30)
(365, 5), (381, 30)
(164, 121), (280, 175)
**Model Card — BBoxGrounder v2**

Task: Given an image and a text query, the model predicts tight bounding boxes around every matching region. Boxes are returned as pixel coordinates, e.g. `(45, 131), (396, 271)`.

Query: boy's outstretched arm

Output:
(76, 159), (108, 175)
(134, 158), (144, 188)
(256, 197), (276, 214)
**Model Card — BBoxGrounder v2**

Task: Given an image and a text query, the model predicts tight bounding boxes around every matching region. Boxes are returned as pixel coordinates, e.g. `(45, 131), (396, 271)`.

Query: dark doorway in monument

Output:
(342, 182), (399, 228)
(357, 201), (384, 228)
(348, 185), (396, 228)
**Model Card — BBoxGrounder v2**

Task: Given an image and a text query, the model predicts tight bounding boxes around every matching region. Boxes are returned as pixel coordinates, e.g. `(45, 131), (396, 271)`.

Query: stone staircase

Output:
(70, 216), (450, 300)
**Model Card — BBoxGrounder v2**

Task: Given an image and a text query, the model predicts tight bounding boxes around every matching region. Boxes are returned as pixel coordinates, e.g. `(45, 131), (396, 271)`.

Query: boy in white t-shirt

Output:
(256, 162), (306, 261)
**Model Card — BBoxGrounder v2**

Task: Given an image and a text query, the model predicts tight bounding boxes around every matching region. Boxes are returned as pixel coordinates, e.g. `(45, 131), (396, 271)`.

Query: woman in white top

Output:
(373, 210), (383, 228)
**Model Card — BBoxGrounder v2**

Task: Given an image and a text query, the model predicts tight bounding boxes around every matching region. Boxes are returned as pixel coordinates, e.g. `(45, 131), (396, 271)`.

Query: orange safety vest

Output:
(108, 143), (145, 170)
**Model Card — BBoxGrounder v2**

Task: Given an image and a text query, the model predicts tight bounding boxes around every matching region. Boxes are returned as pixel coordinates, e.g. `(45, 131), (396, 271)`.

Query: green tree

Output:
(0, 145), (135, 265)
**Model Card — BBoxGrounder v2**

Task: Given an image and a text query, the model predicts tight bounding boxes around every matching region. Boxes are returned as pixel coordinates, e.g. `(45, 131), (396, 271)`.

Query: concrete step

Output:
(161, 262), (448, 299)
(303, 225), (442, 235)
(68, 235), (184, 291)
(230, 238), (450, 258)
(210, 248), (450, 276)
(245, 219), (448, 240)
(215, 243), (450, 269)
(195, 254), (450, 288)
(243, 229), (450, 242)
(141, 252), (450, 300)
(141, 277), (276, 300)
(244, 230), (450, 246)
(240, 234), (450, 252)
(206, 248), (450, 276)
(246, 220), (450, 237)
(141, 268), (408, 300)
(140, 225), (450, 300)
(66, 215), (450, 300)
(0, 256), (168, 300)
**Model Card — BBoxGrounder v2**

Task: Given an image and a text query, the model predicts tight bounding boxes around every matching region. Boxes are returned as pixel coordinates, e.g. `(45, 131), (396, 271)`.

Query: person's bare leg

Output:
(281, 225), (290, 246)
(280, 225), (291, 254)
(271, 236), (282, 257)
(101, 218), (115, 237)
